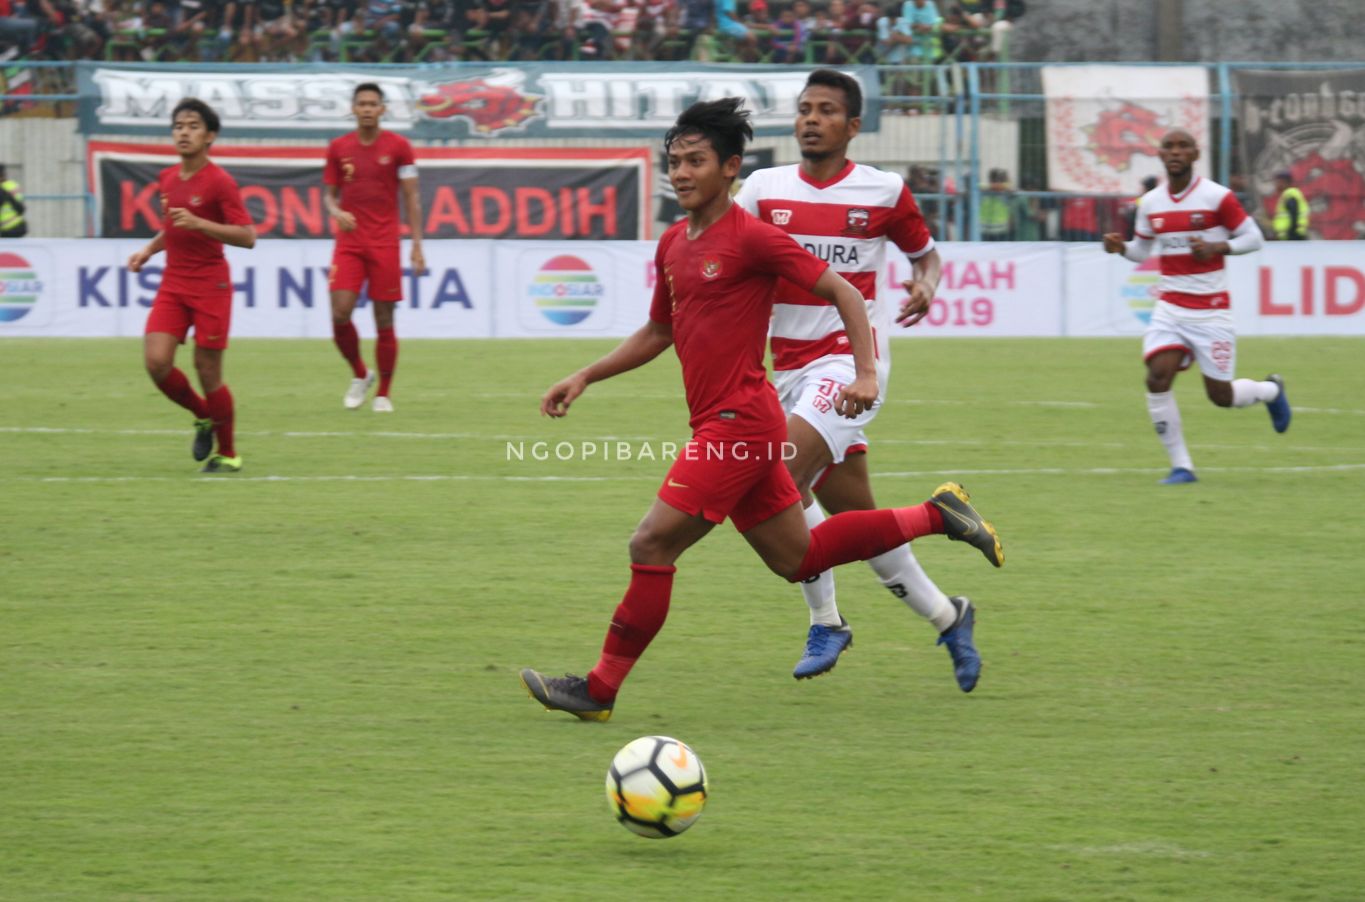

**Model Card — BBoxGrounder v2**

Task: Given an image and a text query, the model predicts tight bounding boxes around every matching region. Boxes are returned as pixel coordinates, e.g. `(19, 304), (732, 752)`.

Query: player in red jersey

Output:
(324, 82), (426, 413)
(519, 98), (1003, 722)
(129, 98), (256, 473)
(737, 69), (984, 691)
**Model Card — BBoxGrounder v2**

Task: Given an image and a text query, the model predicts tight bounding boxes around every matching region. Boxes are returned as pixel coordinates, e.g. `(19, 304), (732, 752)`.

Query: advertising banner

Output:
(1065, 243), (1365, 337)
(885, 243), (1064, 338)
(89, 142), (651, 241)
(0, 239), (494, 339)
(76, 62), (881, 139)
(5, 240), (1358, 340)
(1043, 65), (1210, 194)
(1234, 67), (1365, 240)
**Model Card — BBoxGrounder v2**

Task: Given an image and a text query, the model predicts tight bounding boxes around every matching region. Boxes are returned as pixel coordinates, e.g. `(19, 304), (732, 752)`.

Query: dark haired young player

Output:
(324, 82), (426, 412)
(129, 98), (256, 473)
(520, 98), (1003, 722)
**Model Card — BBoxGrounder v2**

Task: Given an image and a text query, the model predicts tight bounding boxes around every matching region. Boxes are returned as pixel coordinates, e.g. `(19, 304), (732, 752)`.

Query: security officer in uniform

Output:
(0, 164), (26, 238)
(1271, 169), (1309, 240)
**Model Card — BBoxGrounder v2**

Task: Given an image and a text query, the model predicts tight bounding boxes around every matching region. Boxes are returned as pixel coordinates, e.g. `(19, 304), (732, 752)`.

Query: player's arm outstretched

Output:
(810, 267), (879, 418)
(540, 319), (674, 418)
(128, 231), (166, 272)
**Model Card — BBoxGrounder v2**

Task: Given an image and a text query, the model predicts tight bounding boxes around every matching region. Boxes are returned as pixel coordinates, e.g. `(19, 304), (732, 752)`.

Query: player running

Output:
(129, 98), (256, 473)
(1103, 129), (1291, 485)
(735, 69), (983, 691)
(324, 82), (426, 413)
(519, 98), (1003, 723)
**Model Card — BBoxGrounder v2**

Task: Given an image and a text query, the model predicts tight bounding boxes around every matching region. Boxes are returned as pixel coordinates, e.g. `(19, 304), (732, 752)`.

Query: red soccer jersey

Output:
(649, 202), (830, 433)
(157, 161), (251, 292)
(324, 130), (417, 247)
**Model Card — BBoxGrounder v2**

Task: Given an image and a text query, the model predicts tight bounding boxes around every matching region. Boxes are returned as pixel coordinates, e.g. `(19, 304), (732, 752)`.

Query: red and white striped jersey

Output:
(1133, 176), (1250, 310)
(735, 160), (934, 371)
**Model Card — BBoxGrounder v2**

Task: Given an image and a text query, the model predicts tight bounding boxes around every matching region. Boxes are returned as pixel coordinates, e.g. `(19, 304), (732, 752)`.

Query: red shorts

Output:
(145, 285), (233, 350)
(330, 243), (403, 302)
(656, 425), (800, 533)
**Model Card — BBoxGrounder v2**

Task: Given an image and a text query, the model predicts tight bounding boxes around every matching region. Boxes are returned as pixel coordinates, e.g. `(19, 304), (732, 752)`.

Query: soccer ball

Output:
(605, 736), (708, 838)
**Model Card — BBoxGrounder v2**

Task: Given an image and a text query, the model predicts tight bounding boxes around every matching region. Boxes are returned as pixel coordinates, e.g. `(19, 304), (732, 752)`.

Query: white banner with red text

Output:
(1, 240), (1360, 338)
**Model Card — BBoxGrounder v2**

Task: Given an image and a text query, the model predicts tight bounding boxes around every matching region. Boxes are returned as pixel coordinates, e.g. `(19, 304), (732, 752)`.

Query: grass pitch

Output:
(2, 337), (1363, 901)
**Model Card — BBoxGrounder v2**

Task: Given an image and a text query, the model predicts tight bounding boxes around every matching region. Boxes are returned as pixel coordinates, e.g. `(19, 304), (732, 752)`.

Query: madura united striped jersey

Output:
(735, 160), (934, 371)
(1133, 176), (1255, 310)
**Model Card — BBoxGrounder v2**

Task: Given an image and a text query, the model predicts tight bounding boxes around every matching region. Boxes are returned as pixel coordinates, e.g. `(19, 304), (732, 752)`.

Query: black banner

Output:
(1236, 68), (1365, 240)
(92, 145), (649, 240)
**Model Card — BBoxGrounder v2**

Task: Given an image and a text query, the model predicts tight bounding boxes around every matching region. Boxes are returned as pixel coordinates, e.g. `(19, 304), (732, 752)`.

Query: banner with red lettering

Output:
(88, 142), (652, 241)
(1065, 243), (1365, 336)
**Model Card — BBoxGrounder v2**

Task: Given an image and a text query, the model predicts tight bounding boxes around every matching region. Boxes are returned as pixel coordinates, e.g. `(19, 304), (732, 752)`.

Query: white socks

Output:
(867, 545), (957, 632)
(800, 499), (955, 632)
(1147, 391), (1194, 471)
(800, 501), (841, 626)
(1231, 378), (1281, 408)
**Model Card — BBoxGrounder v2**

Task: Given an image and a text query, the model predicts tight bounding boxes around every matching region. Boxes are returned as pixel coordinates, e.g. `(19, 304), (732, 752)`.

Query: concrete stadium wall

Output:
(1011, 0), (1365, 63)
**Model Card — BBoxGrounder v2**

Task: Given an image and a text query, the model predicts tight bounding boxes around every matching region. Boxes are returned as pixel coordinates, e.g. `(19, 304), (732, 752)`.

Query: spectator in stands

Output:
(908, 163), (942, 238)
(768, 1), (806, 62)
(714, 0), (754, 60)
(903, 0), (939, 61)
(937, 2), (975, 61)
(875, 2), (910, 64)
(0, 0), (41, 53)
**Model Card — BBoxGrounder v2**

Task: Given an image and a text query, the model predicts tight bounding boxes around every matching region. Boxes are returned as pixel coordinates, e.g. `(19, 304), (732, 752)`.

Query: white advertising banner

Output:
(1043, 65), (1210, 195)
(490, 241), (655, 337)
(1065, 243), (1365, 337)
(0, 239), (495, 339)
(2, 240), (1360, 340)
(884, 242), (1064, 338)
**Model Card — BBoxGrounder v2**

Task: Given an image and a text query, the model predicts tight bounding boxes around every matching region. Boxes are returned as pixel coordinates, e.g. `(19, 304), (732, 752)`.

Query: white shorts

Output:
(773, 356), (886, 465)
(1142, 301), (1236, 381)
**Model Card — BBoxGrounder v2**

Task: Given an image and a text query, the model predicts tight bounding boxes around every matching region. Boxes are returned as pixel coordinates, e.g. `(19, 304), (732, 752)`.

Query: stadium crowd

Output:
(0, 0), (1021, 64)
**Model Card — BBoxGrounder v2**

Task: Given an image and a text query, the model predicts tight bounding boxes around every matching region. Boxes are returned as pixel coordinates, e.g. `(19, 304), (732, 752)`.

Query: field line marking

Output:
(10, 462), (1364, 485)
(2, 426), (1358, 455)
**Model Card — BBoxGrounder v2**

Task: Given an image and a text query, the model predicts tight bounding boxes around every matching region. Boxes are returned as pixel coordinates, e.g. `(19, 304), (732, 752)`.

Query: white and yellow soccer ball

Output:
(605, 736), (708, 838)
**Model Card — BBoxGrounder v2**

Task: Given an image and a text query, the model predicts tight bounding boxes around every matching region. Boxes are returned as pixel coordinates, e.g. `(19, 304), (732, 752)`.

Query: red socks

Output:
(206, 385), (235, 458)
(587, 564), (676, 702)
(333, 321), (366, 378)
(792, 503), (944, 582)
(376, 328), (397, 397)
(156, 368), (209, 419)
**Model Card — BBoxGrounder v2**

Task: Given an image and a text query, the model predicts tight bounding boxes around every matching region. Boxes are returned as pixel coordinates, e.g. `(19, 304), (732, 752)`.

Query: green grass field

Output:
(3, 337), (1363, 901)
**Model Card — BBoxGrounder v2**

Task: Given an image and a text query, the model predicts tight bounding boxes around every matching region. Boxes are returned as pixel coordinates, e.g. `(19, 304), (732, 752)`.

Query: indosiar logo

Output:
(1120, 255), (1160, 326)
(529, 254), (603, 326)
(0, 251), (42, 323)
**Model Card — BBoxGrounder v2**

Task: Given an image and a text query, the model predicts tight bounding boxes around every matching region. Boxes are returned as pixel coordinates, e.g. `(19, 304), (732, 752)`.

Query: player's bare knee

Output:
(1146, 372), (1172, 393)
(628, 527), (670, 566)
(145, 357), (172, 383)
